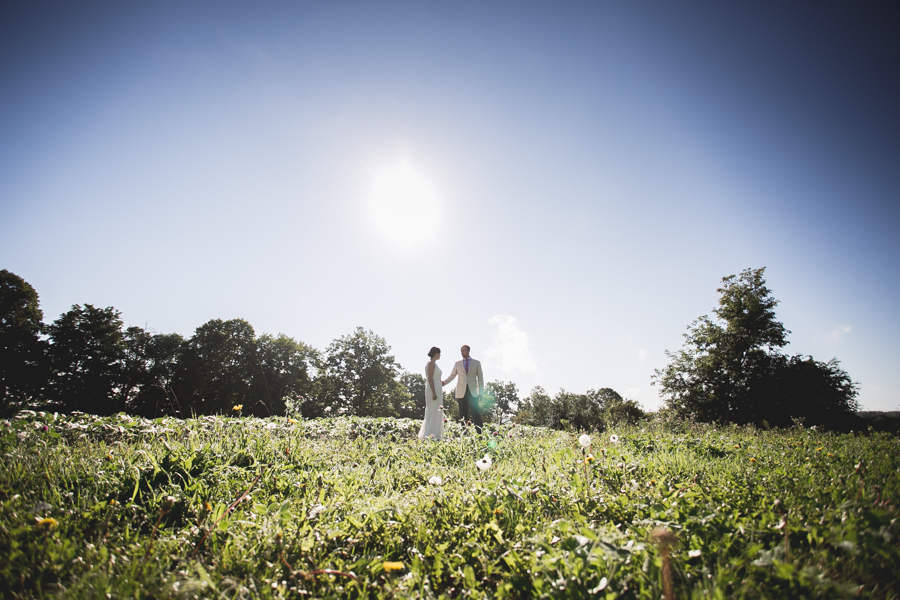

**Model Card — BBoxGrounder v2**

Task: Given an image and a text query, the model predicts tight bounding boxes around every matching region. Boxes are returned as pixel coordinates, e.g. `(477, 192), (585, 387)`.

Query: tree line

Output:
(0, 269), (644, 430)
(2, 267), (860, 430)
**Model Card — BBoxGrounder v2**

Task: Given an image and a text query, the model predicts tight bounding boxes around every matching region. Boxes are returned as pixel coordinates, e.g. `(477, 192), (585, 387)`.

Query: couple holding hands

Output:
(417, 345), (484, 441)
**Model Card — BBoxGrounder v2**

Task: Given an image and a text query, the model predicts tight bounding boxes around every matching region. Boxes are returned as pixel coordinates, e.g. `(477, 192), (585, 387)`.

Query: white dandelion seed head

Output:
(428, 476), (443, 486)
(476, 455), (493, 471)
(609, 434), (619, 444)
(578, 434), (591, 448)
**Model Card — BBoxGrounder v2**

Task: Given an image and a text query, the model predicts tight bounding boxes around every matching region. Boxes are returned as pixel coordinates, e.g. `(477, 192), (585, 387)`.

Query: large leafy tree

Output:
(481, 380), (520, 424)
(254, 333), (318, 417)
(0, 270), (49, 413)
(397, 371), (426, 419)
(654, 267), (857, 425)
(173, 319), (259, 415)
(48, 304), (126, 415)
(121, 327), (185, 417)
(319, 327), (404, 417)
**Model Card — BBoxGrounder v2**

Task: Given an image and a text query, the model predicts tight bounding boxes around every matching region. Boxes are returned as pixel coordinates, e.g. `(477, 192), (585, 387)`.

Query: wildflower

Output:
(232, 405), (243, 412)
(265, 422), (277, 430)
(108, 499), (118, 506)
(493, 508), (503, 515)
(578, 434), (591, 448)
(476, 455), (493, 471)
(508, 431), (514, 437)
(733, 445), (740, 448)
(585, 454), (594, 464)
(492, 431), (499, 436)
(36, 517), (58, 528)
(688, 549), (701, 558)
(609, 434), (619, 444)
(428, 476), (442, 486)
(324, 406), (332, 412)
(383, 561), (404, 572)
(438, 406), (443, 410)
(288, 418), (298, 423)
(202, 502), (212, 512)
(749, 457), (757, 463)
(815, 447), (823, 452)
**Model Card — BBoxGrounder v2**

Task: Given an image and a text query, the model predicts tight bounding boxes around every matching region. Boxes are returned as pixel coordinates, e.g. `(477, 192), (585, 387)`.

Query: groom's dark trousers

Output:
(458, 385), (483, 432)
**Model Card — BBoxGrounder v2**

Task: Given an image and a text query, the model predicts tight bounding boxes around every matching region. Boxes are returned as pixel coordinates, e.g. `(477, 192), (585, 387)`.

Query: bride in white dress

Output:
(418, 347), (445, 440)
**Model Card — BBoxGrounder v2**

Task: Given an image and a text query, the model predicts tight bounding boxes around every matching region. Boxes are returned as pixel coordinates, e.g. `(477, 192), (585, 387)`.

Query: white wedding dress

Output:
(417, 361), (444, 440)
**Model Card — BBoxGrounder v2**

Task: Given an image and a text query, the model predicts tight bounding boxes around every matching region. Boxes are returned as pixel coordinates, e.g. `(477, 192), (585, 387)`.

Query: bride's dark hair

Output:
(428, 347), (441, 358)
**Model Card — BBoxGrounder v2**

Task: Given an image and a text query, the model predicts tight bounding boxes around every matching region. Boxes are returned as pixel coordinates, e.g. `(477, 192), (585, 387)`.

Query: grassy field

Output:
(1, 411), (899, 599)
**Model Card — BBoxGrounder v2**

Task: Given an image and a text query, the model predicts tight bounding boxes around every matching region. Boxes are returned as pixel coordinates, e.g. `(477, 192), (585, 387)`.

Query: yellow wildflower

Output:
(233, 404), (243, 411)
(585, 454), (594, 464)
(383, 561), (404, 572)
(288, 418), (298, 423)
(36, 517), (58, 528)
(749, 457), (757, 463)
(108, 499), (118, 506)
(815, 447), (823, 452)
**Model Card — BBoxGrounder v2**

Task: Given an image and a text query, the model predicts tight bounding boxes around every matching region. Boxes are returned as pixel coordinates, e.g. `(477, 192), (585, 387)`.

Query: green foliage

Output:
(47, 304), (126, 415)
(121, 328), (185, 417)
(255, 333), (319, 417)
(515, 387), (644, 432)
(654, 267), (858, 427)
(481, 380), (519, 424)
(0, 270), (48, 413)
(174, 319), (260, 416)
(2, 412), (898, 599)
(397, 372), (426, 420)
(319, 327), (406, 418)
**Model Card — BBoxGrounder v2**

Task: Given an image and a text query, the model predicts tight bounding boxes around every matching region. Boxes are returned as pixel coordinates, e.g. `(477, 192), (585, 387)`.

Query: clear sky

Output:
(2, 1), (898, 411)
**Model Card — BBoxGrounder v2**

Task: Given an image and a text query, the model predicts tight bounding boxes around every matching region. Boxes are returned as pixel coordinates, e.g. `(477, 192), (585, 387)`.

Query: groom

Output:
(443, 345), (484, 431)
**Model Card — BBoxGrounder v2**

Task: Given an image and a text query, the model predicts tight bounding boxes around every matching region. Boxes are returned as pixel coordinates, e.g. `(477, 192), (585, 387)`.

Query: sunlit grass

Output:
(1, 412), (898, 598)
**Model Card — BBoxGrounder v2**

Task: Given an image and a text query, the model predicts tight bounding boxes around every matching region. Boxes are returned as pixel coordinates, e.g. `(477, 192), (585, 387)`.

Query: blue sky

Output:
(2, 1), (898, 410)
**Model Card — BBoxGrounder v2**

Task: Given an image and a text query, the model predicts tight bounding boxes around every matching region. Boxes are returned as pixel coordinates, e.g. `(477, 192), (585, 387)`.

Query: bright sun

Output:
(368, 162), (439, 248)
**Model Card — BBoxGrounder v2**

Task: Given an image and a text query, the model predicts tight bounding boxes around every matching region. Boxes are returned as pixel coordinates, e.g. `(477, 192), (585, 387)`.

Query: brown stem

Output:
(190, 469), (265, 558)
(281, 556), (361, 584)
(662, 548), (674, 600)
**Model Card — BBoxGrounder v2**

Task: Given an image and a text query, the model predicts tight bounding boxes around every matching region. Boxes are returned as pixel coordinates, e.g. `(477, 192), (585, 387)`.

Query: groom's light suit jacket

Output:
(445, 358), (484, 399)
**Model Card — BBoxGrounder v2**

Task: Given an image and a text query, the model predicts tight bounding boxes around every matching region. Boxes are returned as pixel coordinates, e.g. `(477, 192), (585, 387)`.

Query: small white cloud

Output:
(637, 349), (648, 361)
(485, 315), (538, 375)
(826, 325), (852, 343)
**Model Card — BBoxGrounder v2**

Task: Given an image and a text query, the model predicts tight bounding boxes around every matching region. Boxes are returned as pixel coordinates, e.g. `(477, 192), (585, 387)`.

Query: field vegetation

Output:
(2, 411), (899, 599)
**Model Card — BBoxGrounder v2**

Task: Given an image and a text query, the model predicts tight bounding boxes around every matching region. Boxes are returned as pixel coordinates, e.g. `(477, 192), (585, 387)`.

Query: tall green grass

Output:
(1, 412), (898, 598)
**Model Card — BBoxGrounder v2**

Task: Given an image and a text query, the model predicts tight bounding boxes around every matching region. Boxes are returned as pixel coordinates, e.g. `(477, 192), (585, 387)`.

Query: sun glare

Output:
(368, 163), (439, 248)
